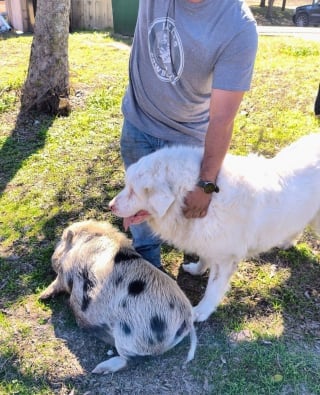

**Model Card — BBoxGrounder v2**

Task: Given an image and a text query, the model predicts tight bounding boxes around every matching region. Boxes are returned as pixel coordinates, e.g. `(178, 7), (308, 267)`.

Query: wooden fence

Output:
(5, 0), (113, 32)
(70, 0), (113, 30)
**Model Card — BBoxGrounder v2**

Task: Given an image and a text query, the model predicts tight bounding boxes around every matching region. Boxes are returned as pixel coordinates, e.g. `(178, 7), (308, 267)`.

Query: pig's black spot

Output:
(81, 266), (96, 311)
(128, 280), (146, 296)
(114, 275), (123, 287)
(150, 315), (167, 343)
(120, 321), (132, 336)
(114, 247), (141, 263)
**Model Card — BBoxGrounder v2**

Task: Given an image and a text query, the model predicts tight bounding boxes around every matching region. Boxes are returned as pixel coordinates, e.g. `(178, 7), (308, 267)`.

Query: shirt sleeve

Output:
(212, 24), (258, 92)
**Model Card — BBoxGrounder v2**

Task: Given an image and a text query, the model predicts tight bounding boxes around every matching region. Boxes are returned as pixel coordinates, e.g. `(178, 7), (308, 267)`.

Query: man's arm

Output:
(182, 88), (245, 219)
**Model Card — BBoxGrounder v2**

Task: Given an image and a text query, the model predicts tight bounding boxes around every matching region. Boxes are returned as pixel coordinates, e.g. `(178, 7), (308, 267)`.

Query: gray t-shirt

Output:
(122, 0), (258, 146)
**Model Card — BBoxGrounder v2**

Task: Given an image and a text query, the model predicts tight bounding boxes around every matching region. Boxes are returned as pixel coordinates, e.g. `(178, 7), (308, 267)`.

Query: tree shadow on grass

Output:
(0, 121), (124, 307)
(175, 240), (320, 393)
(0, 111), (54, 314)
(0, 112), (53, 196)
(176, 236), (320, 330)
(181, 242), (320, 341)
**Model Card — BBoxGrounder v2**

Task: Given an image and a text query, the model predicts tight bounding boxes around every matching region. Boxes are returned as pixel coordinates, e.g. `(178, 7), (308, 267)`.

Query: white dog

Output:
(109, 133), (320, 322)
(40, 220), (197, 373)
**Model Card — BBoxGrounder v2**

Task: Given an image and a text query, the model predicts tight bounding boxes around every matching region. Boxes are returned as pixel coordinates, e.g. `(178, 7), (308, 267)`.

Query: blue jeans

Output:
(120, 119), (172, 267)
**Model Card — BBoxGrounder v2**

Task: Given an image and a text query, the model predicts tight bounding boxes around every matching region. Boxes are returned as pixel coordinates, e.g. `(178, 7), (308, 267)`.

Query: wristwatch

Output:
(196, 179), (219, 194)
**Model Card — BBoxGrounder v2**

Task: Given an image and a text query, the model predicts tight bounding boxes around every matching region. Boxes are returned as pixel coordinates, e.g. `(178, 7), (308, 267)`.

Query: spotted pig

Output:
(40, 220), (197, 374)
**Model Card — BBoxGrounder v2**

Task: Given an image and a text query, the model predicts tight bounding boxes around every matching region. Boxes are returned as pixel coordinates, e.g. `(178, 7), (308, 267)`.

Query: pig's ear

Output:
(39, 276), (66, 300)
(66, 230), (74, 245)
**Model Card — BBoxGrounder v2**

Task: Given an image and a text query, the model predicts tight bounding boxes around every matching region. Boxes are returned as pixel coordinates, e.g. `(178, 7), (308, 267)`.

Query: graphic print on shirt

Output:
(148, 17), (184, 84)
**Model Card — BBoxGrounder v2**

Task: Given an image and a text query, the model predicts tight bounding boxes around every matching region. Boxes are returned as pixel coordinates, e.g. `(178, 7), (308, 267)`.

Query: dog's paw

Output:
(92, 356), (127, 374)
(193, 304), (213, 322)
(182, 261), (206, 276)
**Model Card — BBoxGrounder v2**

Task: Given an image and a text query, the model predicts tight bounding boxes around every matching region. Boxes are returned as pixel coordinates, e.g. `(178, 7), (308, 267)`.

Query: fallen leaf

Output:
(272, 374), (283, 383)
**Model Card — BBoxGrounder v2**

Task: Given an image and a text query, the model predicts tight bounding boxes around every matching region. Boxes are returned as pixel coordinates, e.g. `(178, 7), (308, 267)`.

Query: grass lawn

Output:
(0, 24), (320, 395)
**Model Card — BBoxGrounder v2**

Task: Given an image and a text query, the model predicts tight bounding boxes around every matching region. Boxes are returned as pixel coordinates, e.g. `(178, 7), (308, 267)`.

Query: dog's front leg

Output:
(193, 260), (237, 322)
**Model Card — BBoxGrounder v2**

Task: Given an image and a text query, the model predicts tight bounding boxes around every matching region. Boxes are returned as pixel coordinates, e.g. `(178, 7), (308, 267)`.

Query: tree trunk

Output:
(20, 0), (71, 116)
(281, 0), (287, 11)
(266, 0), (275, 20)
(260, 0), (266, 7)
(315, 83), (320, 117)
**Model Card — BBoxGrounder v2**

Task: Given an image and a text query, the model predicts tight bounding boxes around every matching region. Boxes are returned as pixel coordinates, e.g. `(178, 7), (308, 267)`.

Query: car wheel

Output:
(295, 13), (309, 27)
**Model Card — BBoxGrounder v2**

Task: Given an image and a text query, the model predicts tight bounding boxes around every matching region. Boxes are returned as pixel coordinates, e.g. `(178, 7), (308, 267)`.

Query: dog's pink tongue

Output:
(123, 210), (151, 231)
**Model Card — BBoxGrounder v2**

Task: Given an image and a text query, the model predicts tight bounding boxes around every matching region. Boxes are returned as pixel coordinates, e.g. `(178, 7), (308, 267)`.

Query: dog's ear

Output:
(129, 165), (175, 217)
(147, 185), (175, 218)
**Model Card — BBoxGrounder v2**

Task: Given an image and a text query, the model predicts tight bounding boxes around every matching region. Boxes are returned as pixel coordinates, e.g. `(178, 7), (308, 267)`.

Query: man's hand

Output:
(182, 187), (212, 219)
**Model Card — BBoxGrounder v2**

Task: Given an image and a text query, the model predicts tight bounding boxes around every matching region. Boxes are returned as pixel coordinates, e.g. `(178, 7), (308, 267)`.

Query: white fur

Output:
(109, 133), (320, 322)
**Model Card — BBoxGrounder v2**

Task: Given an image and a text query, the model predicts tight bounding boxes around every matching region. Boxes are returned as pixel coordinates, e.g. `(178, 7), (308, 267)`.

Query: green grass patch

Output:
(195, 337), (320, 395)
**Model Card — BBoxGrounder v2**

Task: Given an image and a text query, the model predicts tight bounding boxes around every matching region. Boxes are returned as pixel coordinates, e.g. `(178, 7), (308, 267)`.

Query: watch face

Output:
(204, 182), (216, 193)
(197, 180), (219, 193)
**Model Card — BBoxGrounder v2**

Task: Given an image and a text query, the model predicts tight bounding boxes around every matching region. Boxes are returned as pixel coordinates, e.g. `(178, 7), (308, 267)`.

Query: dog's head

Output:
(109, 156), (176, 228)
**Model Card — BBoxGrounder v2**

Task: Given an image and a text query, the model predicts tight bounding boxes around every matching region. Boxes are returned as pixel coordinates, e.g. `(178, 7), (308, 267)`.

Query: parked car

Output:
(292, 0), (320, 27)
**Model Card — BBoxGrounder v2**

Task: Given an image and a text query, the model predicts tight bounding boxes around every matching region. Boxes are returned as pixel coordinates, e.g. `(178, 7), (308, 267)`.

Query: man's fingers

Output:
(182, 208), (207, 218)
(183, 188), (211, 218)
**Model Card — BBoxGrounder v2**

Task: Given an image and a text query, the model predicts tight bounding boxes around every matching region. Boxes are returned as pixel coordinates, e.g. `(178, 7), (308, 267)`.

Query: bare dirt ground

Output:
(4, 269), (217, 394)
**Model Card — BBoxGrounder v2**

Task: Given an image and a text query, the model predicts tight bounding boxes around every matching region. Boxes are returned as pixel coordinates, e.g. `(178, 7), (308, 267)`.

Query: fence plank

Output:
(71, 0), (113, 30)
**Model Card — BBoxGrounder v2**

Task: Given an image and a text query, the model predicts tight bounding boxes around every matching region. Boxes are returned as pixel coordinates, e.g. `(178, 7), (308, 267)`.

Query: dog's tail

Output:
(185, 324), (197, 363)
